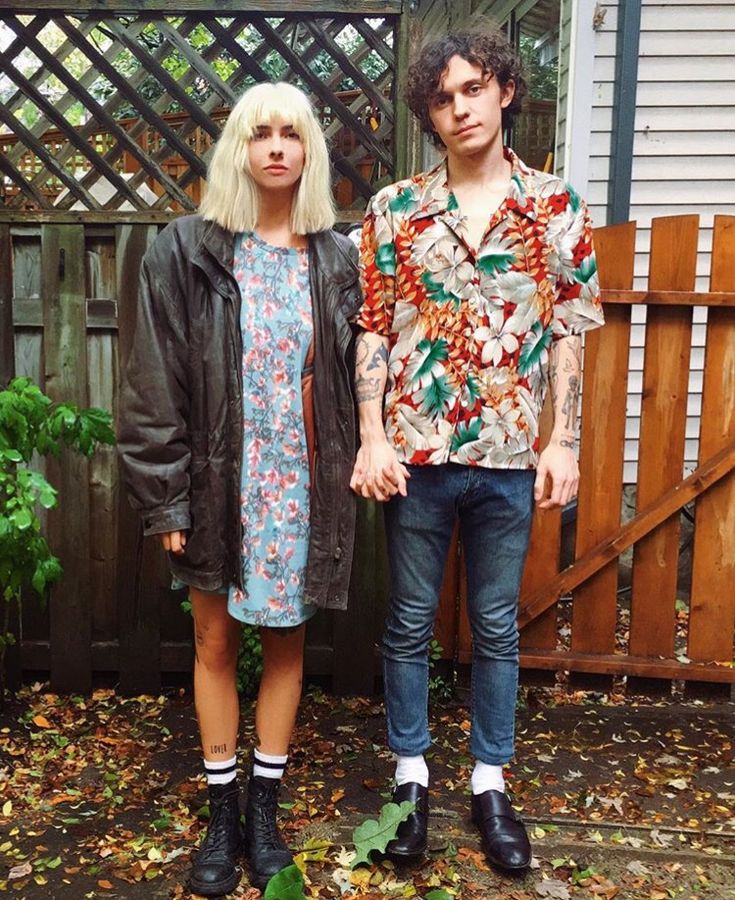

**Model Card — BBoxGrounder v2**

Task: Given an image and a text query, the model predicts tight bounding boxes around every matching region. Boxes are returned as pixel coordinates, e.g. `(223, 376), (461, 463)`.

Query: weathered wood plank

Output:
(114, 223), (163, 695)
(688, 216), (735, 663)
(601, 289), (735, 307)
(334, 498), (387, 694)
(518, 440), (735, 630)
(630, 216), (698, 659)
(0, 225), (13, 387)
(42, 224), (93, 693)
(0, 224), (22, 692)
(517, 651), (735, 684)
(571, 222), (635, 657)
(0, 209), (366, 226)
(393, 5), (423, 181)
(435, 525), (460, 658)
(520, 398), (561, 653)
(86, 237), (120, 642)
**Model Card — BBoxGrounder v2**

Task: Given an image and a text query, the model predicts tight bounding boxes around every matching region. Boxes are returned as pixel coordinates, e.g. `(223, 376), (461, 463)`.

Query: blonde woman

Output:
(119, 82), (361, 896)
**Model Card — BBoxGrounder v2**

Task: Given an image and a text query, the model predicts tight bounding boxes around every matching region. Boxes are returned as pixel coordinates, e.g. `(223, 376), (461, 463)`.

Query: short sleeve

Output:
(551, 195), (605, 340)
(354, 194), (396, 337)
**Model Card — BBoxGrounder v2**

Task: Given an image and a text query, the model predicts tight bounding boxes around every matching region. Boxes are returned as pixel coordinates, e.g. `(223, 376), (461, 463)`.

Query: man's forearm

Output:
(355, 330), (389, 443)
(548, 335), (581, 448)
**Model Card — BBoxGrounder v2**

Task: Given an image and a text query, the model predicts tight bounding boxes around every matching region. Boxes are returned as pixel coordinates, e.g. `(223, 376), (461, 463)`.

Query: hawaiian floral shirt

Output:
(356, 149), (605, 469)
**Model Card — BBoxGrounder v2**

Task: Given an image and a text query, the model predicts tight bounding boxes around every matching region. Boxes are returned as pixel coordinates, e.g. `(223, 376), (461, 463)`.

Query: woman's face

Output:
(247, 116), (305, 194)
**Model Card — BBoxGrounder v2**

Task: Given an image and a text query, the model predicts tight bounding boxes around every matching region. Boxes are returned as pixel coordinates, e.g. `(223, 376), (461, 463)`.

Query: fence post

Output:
(43, 224), (93, 694)
(115, 224), (164, 696)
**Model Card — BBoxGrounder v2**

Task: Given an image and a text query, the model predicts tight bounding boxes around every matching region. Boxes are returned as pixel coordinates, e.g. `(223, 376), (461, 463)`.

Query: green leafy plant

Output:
(263, 864), (305, 900)
(0, 377), (115, 706)
(428, 637), (453, 704)
(351, 800), (415, 868)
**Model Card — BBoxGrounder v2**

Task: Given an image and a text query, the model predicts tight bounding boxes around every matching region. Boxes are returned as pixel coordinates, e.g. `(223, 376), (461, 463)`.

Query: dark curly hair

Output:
(405, 26), (527, 148)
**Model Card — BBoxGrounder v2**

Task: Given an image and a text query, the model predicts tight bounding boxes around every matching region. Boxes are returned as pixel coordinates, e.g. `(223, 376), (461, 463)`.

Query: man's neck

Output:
(446, 139), (510, 190)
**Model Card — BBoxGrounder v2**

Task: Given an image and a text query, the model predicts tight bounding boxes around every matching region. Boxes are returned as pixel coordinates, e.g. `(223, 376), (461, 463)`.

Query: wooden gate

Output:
(435, 215), (735, 689)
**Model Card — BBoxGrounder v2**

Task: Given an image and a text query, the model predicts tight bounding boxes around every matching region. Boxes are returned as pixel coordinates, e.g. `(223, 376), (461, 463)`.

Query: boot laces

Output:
(199, 795), (238, 860)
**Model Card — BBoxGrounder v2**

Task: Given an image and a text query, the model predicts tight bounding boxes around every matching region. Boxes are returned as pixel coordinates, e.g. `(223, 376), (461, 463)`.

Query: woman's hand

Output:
(161, 530), (187, 555)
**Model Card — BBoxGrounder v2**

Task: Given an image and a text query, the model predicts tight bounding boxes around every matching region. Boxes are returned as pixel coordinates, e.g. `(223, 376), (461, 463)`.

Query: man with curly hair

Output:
(351, 25), (604, 871)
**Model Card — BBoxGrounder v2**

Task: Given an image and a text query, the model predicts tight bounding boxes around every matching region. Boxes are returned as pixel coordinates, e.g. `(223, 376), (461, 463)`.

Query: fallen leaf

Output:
(32, 715), (51, 728)
(535, 878), (571, 899)
(98, 880), (114, 889)
(8, 862), (32, 880)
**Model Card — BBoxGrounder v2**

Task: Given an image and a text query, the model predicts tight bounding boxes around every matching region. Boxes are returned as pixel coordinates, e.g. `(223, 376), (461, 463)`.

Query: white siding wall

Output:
(566, 0), (735, 482)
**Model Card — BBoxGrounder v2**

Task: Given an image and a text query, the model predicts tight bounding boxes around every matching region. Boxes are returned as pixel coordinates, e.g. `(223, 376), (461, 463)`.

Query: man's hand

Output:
(161, 530), (187, 555)
(350, 439), (409, 502)
(534, 440), (579, 509)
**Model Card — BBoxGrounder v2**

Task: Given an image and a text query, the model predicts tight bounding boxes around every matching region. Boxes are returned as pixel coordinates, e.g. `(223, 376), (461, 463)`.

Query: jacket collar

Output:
(410, 147), (538, 224)
(195, 218), (357, 289)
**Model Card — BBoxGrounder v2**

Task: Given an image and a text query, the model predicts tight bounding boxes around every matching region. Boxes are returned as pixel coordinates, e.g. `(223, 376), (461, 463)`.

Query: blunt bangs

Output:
(200, 82), (336, 235)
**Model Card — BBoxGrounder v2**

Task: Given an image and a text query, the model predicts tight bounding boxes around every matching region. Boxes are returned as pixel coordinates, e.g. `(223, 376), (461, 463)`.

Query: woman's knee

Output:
(194, 618), (239, 672)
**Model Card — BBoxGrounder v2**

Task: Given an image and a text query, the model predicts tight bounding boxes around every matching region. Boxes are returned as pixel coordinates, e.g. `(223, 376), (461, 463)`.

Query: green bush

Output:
(0, 377), (115, 706)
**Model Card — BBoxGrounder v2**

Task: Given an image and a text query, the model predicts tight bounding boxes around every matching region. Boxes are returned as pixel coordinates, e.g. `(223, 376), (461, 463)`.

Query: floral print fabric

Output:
(227, 232), (316, 627)
(356, 149), (605, 469)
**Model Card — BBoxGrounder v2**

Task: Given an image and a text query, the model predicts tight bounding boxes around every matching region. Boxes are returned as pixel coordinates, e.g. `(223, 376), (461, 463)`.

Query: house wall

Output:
(559, 0), (735, 482)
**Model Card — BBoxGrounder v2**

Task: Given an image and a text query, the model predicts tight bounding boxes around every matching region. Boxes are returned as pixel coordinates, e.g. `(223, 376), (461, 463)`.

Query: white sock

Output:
(471, 761), (505, 795)
(395, 754), (429, 788)
(254, 748), (288, 780)
(204, 755), (237, 786)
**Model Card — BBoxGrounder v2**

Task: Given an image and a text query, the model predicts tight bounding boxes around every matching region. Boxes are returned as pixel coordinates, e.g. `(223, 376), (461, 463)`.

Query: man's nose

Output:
(453, 95), (469, 117)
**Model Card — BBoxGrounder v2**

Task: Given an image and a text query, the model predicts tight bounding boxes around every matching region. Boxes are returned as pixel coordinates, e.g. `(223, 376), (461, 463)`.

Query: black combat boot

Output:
(189, 781), (244, 897)
(244, 775), (294, 890)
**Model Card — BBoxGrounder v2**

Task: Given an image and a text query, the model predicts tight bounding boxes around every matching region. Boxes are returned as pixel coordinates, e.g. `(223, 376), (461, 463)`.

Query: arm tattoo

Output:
(561, 375), (579, 432)
(366, 344), (388, 371)
(355, 334), (369, 368)
(356, 375), (382, 403)
(559, 438), (576, 450)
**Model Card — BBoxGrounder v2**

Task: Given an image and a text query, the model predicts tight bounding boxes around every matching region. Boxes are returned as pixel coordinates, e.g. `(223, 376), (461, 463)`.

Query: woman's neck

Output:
(254, 188), (306, 248)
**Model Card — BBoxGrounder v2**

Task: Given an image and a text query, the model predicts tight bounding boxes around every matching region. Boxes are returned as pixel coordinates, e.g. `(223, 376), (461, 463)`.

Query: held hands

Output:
(534, 439), (579, 509)
(161, 530), (187, 555)
(350, 439), (410, 502)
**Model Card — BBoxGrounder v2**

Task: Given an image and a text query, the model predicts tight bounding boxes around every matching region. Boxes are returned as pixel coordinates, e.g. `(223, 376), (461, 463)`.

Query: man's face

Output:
(428, 54), (515, 157)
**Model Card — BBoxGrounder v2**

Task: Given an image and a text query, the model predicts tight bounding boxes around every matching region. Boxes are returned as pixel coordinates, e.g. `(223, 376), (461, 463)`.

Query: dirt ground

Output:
(0, 681), (733, 899)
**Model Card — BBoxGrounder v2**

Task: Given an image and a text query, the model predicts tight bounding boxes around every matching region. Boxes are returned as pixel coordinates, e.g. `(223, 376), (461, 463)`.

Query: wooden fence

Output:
(2, 215), (733, 696)
(436, 215), (735, 691)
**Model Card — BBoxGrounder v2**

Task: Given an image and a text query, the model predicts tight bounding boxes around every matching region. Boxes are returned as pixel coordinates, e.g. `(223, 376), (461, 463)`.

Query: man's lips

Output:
(455, 124), (478, 136)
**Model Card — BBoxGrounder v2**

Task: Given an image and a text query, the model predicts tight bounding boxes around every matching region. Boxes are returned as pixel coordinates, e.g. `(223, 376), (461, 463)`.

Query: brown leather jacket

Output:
(118, 215), (361, 609)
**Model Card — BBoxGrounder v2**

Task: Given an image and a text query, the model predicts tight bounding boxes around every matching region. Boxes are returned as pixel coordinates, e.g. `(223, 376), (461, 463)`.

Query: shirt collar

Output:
(411, 147), (538, 223)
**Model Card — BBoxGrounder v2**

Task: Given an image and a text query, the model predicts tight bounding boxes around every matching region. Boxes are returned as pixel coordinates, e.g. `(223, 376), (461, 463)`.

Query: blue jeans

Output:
(382, 463), (534, 765)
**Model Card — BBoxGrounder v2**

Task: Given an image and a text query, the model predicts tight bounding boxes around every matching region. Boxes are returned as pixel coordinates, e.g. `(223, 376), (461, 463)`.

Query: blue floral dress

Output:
(227, 232), (316, 627)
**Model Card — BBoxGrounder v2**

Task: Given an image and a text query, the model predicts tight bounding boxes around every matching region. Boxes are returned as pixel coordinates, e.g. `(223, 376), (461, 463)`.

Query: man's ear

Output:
(500, 78), (516, 109)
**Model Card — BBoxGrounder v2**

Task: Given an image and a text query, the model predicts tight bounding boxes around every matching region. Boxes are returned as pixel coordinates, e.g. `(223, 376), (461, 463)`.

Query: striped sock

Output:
(253, 748), (288, 781)
(204, 755), (237, 786)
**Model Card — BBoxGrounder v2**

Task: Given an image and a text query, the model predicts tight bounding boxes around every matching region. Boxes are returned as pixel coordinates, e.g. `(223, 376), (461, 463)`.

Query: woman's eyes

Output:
(251, 129), (301, 140)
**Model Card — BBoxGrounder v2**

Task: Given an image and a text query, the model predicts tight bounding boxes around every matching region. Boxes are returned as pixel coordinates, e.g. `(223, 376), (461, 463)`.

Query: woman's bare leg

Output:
(191, 588), (241, 761)
(254, 624), (306, 755)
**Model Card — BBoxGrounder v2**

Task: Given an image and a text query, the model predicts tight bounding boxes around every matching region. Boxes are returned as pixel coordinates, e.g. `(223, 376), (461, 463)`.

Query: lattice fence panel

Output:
(0, 13), (396, 213)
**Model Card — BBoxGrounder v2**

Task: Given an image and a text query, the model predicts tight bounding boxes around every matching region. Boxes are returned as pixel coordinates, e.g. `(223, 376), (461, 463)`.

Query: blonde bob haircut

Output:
(200, 81), (336, 235)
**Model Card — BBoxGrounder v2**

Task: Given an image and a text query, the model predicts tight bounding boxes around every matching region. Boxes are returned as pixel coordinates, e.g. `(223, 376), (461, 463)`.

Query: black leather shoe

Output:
(471, 789), (531, 870)
(385, 781), (429, 861)
(189, 781), (244, 897)
(244, 775), (293, 890)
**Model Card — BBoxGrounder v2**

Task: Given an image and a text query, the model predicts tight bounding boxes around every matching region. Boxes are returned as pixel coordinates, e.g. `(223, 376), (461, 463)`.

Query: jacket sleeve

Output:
(117, 251), (192, 536)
